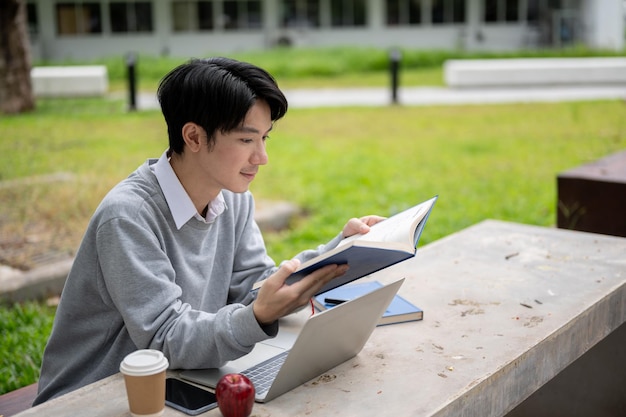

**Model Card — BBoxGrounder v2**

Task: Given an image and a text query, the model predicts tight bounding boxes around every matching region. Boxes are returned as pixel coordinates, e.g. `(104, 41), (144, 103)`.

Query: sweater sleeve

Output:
(95, 216), (272, 369)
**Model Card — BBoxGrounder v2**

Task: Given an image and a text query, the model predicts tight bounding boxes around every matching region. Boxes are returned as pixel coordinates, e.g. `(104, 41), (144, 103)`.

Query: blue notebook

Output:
(313, 280), (423, 326)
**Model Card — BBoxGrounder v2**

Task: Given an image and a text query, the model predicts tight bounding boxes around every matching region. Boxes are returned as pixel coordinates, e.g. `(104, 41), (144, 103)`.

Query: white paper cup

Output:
(120, 349), (169, 417)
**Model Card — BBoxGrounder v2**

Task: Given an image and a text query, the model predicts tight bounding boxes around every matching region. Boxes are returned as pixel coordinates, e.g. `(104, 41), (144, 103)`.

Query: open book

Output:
(253, 195), (437, 296)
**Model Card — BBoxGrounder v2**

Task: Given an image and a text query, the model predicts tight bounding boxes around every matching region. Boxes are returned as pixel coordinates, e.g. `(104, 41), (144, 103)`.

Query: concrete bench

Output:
(444, 57), (626, 88)
(0, 382), (38, 416)
(31, 66), (108, 98)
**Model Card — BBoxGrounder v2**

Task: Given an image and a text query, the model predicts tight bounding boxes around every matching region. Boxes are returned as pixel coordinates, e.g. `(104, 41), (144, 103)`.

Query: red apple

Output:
(215, 373), (255, 417)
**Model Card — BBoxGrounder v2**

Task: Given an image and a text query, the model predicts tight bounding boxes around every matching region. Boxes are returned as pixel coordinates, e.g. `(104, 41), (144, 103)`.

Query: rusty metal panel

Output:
(557, 150), (626, 237)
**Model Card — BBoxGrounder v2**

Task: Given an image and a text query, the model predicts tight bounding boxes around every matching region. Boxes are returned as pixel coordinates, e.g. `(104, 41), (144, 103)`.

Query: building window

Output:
(109, 1), (153, 33)
(432, 0), (465, 24)
(331, 0), (366, 27)
(505, 0), (519, 22)
(452, 0), (465, 23)
(223, 0), (262, 30)
(281, 0), (320, 28)
(172, 1), (214, 31)
(485, 0), (519, 23)
(527, 0), (540, 23)
(485, 0), (497, 21)
(26, 1), (39, 36)
(386, 0), (422, 26)
(56, 2), (102, 35)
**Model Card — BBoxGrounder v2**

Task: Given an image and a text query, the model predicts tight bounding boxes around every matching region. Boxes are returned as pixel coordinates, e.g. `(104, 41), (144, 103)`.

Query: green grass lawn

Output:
(0, 302), (56, 393)
(1, 47), (626, 395)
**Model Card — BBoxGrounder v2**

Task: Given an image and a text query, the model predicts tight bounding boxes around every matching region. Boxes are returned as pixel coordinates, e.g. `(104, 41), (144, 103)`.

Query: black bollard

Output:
(126, 52), (137, 111)
(389, 49), (401, 105)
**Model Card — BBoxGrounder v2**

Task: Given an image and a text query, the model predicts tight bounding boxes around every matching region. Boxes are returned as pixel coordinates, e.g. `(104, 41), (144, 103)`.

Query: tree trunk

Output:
(0, 0), (35, 114)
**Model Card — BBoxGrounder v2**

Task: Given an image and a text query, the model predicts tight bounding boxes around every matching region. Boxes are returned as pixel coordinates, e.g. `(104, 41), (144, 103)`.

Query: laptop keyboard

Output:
(241, 350), (290, 394)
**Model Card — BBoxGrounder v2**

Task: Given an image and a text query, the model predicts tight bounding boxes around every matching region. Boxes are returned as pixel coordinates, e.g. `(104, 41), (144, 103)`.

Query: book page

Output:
(336, 199), (432, 249)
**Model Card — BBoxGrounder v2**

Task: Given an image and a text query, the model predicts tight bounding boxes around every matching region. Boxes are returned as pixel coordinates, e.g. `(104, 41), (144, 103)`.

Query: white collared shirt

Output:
(150, 150), (226, 230)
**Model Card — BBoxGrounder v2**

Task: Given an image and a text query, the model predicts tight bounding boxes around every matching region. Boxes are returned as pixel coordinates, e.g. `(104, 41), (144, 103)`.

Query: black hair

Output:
(157, 57), (288, 154)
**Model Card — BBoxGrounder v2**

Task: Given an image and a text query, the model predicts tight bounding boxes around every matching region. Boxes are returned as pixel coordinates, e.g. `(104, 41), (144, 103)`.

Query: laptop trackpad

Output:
(179, 342), (285, 388)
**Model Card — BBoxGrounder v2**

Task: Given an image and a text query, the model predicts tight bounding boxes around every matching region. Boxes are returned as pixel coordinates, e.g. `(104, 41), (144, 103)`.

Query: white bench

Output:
(31, 66), (108, 98)
(444, 57), (626, 88)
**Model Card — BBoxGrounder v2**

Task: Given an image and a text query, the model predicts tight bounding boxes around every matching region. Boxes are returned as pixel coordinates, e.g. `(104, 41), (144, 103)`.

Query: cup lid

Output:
(120, 349), (169, 377)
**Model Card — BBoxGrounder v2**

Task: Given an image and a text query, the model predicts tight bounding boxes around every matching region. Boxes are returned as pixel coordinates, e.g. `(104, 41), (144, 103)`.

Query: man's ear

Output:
(181, 122), (204, 153)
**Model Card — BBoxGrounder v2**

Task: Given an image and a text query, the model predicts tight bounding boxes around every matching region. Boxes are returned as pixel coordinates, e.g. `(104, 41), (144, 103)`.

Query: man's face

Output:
(200, 99), (272, 195)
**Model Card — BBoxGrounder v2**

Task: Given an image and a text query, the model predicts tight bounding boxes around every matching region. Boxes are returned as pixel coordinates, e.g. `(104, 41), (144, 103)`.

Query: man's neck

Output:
(169, 153), (218, 215)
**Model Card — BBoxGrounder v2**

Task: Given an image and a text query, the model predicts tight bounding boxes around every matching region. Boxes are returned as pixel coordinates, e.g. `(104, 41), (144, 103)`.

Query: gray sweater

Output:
(35, 160), (338, 404)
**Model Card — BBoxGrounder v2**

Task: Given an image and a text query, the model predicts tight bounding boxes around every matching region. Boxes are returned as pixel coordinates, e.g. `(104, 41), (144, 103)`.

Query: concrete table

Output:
(14, 220), (626, 417)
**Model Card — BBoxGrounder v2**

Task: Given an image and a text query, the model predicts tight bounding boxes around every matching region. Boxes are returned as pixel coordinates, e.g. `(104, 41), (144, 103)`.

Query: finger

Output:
(280, 258), (301, 274)
(347, 217), (362, 228)
(302, 264), (349, 297)
(258, 258), (300, 293)
(346, 217), (370, 235)
(294, 264), (337, 291)
(284, 264), (350, 315)
(253, 259), (303, 323)
(360, 215), (386, 226)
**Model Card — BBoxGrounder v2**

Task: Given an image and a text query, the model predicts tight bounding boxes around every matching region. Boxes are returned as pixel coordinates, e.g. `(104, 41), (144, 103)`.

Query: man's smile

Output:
(241, 170), (258, 181)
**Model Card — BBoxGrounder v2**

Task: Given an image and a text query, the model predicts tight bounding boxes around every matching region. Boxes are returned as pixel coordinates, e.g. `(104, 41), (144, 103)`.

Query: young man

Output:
(34, 57), (383, 404)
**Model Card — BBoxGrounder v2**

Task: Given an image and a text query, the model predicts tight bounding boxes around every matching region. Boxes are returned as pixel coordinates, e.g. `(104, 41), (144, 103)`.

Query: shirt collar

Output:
(151, 150), (226, 230)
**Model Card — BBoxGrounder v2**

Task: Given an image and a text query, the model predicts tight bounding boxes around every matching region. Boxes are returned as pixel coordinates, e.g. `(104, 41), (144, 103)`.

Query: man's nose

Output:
(252, 142), (268, 165)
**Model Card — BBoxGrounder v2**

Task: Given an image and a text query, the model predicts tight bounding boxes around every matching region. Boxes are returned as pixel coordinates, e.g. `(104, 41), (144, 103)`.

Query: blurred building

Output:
(26, 0), (624, 61)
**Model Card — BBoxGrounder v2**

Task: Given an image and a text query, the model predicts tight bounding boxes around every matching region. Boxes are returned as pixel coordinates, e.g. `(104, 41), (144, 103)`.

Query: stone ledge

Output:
(255, 200), (300, 232)
(31, 66), (109, 98)
(444, 57), (626, 88)
(0, 259), (72, 304)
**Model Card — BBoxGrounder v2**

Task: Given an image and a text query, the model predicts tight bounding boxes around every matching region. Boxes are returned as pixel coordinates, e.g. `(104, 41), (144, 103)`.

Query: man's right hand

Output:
(252, 259), (349, 326)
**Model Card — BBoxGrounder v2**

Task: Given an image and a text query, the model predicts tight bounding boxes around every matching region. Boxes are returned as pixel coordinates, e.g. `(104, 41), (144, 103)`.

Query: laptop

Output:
(179, 278), (404, 403)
